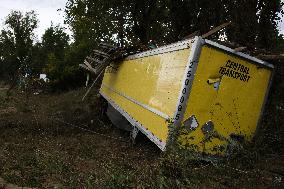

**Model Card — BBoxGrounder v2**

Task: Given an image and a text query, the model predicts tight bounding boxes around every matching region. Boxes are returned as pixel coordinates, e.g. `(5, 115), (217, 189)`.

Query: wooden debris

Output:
(183, 30), (201, 40)
(99, 42), (116, 48)
(79, 64), (92, 72)
(202, 22), (231, 38)
(83, 61), (97, 73)
(82, 69), (105, 101)
(93, 50), (110, 58)
(80, 43), (123, 101)
(257, 54), (284, 60)
(234, 47), (247, 52)
(85, 56), (96, 63)
(217, 41), (240, 49)
(86, 56), (103, 64)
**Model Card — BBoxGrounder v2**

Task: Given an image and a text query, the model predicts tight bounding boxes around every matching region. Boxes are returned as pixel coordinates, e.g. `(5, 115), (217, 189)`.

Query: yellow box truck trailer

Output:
(100, 36), (273, 155)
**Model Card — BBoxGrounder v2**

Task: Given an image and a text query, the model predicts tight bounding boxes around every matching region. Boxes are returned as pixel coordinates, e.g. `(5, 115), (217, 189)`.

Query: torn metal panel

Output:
(183, 115), (199, 130)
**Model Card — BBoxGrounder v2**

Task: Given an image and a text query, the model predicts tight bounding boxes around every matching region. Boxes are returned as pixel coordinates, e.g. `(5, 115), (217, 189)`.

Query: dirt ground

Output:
(0, 78), (283, 188)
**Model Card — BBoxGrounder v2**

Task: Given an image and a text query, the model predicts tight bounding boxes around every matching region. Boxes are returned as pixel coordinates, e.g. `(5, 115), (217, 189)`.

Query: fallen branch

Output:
(84, 60), (97, 73)
(257, 54), (284, 60)
(234, 47), (247, 52)
(79, 64), (94, 73)
(202, 22), (231, 38)
(183, 30), (201, 40)
(82, 69), (105, 101)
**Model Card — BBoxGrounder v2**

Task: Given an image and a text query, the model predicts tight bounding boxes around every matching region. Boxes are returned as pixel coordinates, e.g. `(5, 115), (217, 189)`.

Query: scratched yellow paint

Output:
(101, 48), (191, 142)
(180, 45), (272, 155)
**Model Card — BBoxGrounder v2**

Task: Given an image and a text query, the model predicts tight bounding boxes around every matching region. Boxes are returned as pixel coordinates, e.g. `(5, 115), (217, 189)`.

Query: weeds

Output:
(0, 62), (283, 189)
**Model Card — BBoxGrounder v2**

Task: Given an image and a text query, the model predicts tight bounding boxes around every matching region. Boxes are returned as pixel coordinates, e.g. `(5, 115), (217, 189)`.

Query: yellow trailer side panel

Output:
(101, 87), (169, 142)
(101, 48), (191, 143)
(180, 45), (272, 154)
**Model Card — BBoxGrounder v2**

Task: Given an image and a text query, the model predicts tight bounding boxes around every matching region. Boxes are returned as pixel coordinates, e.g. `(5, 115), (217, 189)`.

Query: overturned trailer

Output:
(99, 36), (273, 155)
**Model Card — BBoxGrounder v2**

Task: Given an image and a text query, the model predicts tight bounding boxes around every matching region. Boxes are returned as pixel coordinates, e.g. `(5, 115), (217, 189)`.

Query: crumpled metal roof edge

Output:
(125, 38), (194, 60)
(125, 36), (274, 69)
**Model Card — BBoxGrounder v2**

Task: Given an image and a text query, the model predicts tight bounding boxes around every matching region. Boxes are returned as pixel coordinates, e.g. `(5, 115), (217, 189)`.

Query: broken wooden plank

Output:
(79, 64), (98, 74)
(93, 50), (110, 58)
(217, 41), (240, 49)
(183, 30), (201, 40)
(86, 56), (103, 64)
(79, 64), (91, 71)
(84, 60), (97, 73)
(82, 69), (105, 101)
(99, 43), (116, 49)
(234, 47), (247, 52)
(202, 22), (231, 38)
(257, 54), (284, 60)
(86, 56), (96, 62)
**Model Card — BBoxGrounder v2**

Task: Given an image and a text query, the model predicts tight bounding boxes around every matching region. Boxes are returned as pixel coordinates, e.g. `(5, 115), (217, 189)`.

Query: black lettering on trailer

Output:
(175, 60), (196, 122)
(219, 60), (252, 83)
(180, 96), (185, 103)
(175, 114), (180, 120)
(185, 79), (190, 85)
(246, 76), (251, 82)
(187, 71), (192, 77)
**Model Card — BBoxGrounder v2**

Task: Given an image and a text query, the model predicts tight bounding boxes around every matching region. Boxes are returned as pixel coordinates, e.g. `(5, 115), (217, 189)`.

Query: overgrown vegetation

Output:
(0, 74), (283, 188)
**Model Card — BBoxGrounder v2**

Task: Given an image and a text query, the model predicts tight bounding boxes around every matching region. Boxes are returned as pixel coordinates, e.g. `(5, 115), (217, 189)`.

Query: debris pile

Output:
(79, 43), (150, 100)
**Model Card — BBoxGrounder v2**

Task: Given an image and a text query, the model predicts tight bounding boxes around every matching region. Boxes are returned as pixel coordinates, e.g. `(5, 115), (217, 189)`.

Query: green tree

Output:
(0, 10), (38, 79)
(224, 0), (259, 47)
(65, 0), (283, 52)
(30, 42), (45, 75)
(38, 24), (85, 89)
(0, 30), (17, 79)
(257, 0), (284, 50)
(65, 0), (116, 48)
(40, 24), (70, 81)
(65, 0), (167, 47)
(42, 24), (69, 60)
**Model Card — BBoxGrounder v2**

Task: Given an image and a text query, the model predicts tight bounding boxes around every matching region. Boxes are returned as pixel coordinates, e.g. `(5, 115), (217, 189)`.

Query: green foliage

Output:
(39, 24), (89, 90)
(0, 30), (16, 78)
(257, 0), (284, 50)
(65, 0), (118, 47)
(103, 166), (135, 189)
(48, 42), (86, 90)
(0, 11), (83, 91)
(255, 59), (284, 154)
(42, 25), (69, 59)
(65, 0), (283, 50)
(41, 25), (69, 80)
(225, 0), (284, 50)
(275, 34), (284, 53)
(0, 10), (38, 79)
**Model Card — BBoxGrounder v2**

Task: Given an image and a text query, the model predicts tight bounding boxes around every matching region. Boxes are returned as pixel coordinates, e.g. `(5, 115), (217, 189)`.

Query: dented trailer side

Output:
(177, 40), (273, 155)
(100, 36), (274, 155)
